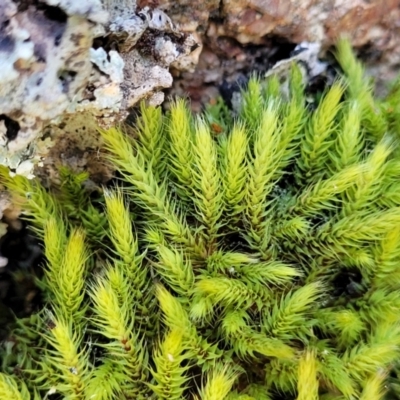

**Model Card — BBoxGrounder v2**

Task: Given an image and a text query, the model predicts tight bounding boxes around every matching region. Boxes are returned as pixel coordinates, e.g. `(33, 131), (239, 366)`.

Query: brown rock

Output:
(165, 0), (400, 109)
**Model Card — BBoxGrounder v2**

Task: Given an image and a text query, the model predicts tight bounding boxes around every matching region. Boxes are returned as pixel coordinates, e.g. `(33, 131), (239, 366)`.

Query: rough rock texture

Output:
(0, 0), (198, 179)
(146, 0), (400, 109)
(138, 0), (400, 47)
(0, 0), (105, 175)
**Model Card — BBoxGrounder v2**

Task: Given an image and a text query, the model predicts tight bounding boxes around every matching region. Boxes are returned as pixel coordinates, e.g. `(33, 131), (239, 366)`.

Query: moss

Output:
(1, 38), (400, 399)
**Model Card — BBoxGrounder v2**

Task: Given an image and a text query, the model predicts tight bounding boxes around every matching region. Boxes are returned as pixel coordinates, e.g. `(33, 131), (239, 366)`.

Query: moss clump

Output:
(2, 39), (400, 399)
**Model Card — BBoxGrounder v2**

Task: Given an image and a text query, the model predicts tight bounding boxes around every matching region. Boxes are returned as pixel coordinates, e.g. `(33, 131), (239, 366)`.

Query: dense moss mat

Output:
(2, 39), (400, 399)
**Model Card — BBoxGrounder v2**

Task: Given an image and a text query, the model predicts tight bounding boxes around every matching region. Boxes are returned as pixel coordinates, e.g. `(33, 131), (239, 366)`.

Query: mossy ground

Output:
(1, 39), (400, 399)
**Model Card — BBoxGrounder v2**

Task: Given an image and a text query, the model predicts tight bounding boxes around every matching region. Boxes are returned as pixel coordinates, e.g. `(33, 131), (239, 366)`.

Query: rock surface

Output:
(157, 0), (400, 109)
(0, 0), (198, 179)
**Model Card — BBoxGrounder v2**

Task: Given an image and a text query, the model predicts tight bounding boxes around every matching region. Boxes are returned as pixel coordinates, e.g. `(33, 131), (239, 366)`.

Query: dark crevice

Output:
(0, 19), (10, 31)
(332, 268), (366, 300)
(0, 221), (44, 341)
(208, 0), (226, 24)
(0, 35), (15, 52)
(219, 75), (248, 108)
(0, 115), (20, 141)
(92, 35), (119, 53)
(42, 5), (68, 23)
(264, 36), (298, 64)
(14, 0), (68, 25)
(356, 42), (384, 63)
(33, 43), (46, 63)
(54, 32), (63, 46)
(58, 70), (77, 93)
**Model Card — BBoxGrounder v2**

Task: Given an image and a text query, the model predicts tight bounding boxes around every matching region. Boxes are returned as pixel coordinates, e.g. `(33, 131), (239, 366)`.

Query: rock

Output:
(0, 0), (99, 174)
(162, 0), (400, 108)
(0, 0), (199, 179)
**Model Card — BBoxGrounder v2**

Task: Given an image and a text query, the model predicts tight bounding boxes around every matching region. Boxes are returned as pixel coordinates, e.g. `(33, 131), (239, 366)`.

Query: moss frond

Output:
(343, 135), (394, 215)
(342, 326), (400, 382)
(156, 284), (192, 333)
(152, 238), (194, 295)
(104, 188), (138, 264)
(39, 315), (89, 399)
(297, 81), (345, 182)
(265, 358), (298, 394)
(320, 207), (400, 245)
(240, 384), (271, 400)
(156, 284), (224, 368)
(0, 373), (30, 400)
(330, 101), (363, 172)
(297, 349), (318, 400)
(373, 225), (400, 287)
(239, 261), (301, 287)
(85, 359), (126, 400)
(89, 271), (150, 397)
(198, 364), (240, 400)
(135, 101), (165, 178)
(318, 351), (356, 398)
(220, 123), (248, 227)
(240, 75), (264, 130)
(360, 371), (387, 400)
(318, 309), (365, 348)
(43, 216), (68, 276)
(43, 225), (89, 321)
(104, 189), (156, 336)
(290, 163), (365, 217)
(221, 310), (294, 360)
(244, 102), (281, 249)
(194, 276), (271, 311)
(192, 118), (224, 246)
(263, 282), (322, 341)
(58, 167), (90, 213)
(148, 328), (190, 399)
(335, 37), (387, 138)
(56, 166), (107, 241)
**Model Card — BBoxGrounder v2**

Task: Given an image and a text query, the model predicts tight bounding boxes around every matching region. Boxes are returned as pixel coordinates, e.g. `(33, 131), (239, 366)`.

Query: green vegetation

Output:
(2, 38), (400, 399)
